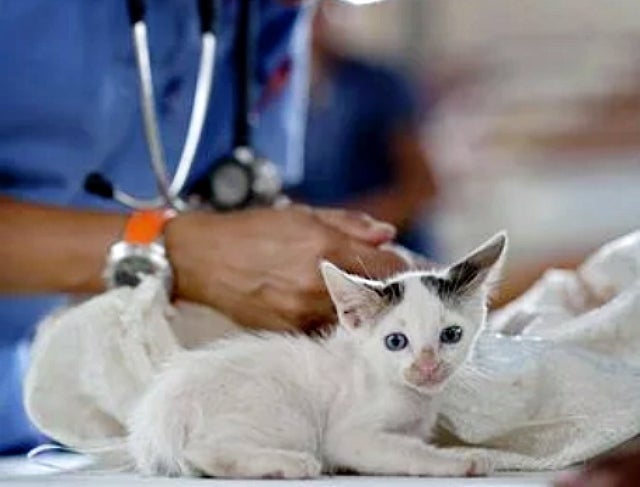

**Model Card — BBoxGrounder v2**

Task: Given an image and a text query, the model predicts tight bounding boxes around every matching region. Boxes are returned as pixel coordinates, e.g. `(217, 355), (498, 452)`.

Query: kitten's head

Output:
(321, 232), (507, 394)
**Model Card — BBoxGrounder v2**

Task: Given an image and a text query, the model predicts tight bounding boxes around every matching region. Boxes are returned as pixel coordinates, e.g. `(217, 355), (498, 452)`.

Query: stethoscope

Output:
(84, 0), (285, 212)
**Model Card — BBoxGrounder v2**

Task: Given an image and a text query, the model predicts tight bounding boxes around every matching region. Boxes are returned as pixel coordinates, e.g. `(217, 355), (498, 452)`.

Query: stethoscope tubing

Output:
(114, 0), (217, 211)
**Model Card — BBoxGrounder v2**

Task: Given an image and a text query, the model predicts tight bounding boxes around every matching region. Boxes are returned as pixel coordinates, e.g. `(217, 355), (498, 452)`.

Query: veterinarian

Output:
(0, 0), (404, 454)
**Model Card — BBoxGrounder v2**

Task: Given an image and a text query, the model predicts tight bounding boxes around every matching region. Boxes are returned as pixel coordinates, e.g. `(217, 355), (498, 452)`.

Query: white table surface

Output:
(0, 454), (558, 487)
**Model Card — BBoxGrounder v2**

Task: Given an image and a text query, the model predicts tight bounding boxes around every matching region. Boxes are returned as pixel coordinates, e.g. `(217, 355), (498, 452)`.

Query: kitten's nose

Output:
(419, 346), (437, 361)
(416, 360), (439, 375)
(416, 347), (439, 374)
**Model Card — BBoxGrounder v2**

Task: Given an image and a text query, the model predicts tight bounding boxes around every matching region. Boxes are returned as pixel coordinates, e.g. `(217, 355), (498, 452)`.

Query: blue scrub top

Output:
(0, 0), (311, 453)
(289, 56), (436, 255)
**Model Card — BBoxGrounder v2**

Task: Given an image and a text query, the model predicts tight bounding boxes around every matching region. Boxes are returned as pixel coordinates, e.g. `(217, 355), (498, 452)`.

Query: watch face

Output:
(104, 242), (173, 294)
(210, 160), (252, 209)
(113, 255), (156, 288)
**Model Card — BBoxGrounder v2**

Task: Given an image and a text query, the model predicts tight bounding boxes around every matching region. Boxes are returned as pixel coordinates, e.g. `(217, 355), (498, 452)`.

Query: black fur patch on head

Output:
(421, 233), (505, 302)
(369, 281), (405, 306)
(421, 261), (481, 301)
(447, 261), (482, 296)
(421, 275), (449, 299)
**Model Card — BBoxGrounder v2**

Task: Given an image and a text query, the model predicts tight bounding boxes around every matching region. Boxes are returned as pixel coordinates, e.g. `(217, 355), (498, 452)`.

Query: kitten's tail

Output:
(28, 438), (134, 475)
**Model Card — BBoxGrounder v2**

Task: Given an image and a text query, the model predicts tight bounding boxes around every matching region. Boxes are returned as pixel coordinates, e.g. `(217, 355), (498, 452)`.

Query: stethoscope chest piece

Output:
(195, 146), (283, 211)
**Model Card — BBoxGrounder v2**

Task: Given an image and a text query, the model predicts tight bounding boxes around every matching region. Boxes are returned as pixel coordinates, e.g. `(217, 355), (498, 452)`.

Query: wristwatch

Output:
(103, 209), (176, 293)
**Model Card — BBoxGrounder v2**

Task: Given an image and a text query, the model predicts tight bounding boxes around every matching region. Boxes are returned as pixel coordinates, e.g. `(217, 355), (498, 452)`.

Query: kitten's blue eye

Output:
(384, 332), (409, 351)
(440, 325), (463, 344)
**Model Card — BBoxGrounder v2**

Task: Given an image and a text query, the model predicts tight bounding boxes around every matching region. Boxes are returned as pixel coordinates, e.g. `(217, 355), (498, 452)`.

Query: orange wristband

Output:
(123, 209), (176, 245)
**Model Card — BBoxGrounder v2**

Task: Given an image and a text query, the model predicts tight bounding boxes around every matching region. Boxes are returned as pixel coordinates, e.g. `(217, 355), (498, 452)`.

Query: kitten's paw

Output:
(464, 454), (494, 477)
(261, 453), (321, 479)
(187, 447), (321, 479)
(408, 457), (473, 477)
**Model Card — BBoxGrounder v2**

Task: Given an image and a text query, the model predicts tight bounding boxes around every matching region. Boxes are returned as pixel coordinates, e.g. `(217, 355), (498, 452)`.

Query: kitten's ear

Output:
(320, 261), (385, 329)
(444, 231), (508, 298)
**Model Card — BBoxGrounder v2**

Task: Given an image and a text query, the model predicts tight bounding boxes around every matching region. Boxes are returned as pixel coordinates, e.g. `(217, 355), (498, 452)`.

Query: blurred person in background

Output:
(288, 0), (440, 257)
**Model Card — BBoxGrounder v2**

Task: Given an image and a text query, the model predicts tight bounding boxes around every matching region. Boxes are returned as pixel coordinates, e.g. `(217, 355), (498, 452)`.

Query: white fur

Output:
(127, 234), (506, 478)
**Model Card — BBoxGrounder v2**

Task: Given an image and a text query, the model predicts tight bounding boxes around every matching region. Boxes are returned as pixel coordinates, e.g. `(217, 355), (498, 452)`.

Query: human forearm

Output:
(0, 197), (405, 332)
(0, 197), (126, 294)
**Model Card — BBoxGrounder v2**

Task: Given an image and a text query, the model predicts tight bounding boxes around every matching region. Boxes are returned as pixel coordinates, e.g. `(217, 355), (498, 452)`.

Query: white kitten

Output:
(127, 233), (507, 478)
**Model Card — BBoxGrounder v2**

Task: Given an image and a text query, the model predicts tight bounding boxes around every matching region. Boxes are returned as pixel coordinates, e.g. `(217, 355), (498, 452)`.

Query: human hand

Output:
(165, 206), (407, 332)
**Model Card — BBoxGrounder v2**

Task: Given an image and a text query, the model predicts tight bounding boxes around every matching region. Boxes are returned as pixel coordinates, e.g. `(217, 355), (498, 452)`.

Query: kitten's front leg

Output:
(325, 431), (491, 477)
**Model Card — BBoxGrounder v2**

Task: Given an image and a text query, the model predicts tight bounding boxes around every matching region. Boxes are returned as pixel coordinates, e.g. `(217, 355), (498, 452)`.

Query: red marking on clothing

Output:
(256, 58), (292, 112)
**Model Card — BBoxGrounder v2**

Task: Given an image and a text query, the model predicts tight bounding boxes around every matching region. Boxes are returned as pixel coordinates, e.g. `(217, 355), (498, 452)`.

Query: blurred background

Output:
(303, 0), (640, 306)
